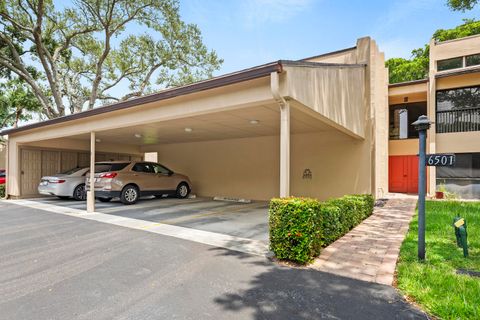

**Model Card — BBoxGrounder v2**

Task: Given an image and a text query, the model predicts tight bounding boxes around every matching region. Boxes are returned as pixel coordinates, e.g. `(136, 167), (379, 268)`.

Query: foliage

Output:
(269, 194), (374, 264)
(434, 19), (480, 41)
(0, 76), (42, 129)
(386, 19), (480, 84)
(0, 0), (222, 119)
(269, 197), (323, 264)
(322, 194), (374, 246)
(0, 184), (4, 198)
(385, 47), (429, 84)
(447, 0), (479, 11)
(396, 201), (480, 319)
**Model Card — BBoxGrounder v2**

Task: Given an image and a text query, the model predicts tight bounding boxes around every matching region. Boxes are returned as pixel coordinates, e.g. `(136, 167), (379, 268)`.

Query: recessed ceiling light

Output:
(134, 133), (142, 138)
(95, 138), (101, 143)
(249, 120), (259, 125)
(184, 127), (193, 133)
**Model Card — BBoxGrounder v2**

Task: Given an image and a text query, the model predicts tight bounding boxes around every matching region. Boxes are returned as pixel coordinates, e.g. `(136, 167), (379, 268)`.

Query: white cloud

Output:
(241, 0), (314, 27)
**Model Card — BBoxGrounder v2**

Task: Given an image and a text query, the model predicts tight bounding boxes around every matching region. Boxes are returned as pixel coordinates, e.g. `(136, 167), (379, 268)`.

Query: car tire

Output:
(98, 197), (112, 202)
(73, 184), (86, 201)
(57, 196), (70, 200)
(176, 182), (190, 199)
(121, 185), (139, 205)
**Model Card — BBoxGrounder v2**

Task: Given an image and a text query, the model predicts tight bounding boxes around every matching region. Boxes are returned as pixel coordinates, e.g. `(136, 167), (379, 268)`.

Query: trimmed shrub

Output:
(0, 184), (4, 198)
(269, 197), (322, 264)
(269, 194), (375, 264)
(321, 194), (375, 246)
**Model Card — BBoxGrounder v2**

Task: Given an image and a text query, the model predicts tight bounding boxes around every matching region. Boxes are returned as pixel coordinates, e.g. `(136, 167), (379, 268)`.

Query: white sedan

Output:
(38, 167), (89, 200)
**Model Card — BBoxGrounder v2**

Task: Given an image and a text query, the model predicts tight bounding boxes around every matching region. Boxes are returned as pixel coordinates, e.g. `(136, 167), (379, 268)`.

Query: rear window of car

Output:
(0, 172), (5, 178)
(95, 163), (129, 173)
(61, 167), (85, 175)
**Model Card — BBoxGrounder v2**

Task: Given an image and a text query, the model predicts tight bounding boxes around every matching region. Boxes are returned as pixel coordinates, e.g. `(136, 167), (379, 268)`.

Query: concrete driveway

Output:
(28, 196), (269, 241)
(0, 202), (426, 320)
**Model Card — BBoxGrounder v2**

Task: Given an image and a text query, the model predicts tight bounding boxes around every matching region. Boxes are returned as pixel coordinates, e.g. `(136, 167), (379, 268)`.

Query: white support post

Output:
(279, 102), (290, 198)
(86, 132), (95, 213)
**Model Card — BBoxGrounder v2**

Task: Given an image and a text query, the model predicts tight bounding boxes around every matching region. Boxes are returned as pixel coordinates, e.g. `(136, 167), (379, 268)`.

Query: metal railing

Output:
(436, 107), (480, 133)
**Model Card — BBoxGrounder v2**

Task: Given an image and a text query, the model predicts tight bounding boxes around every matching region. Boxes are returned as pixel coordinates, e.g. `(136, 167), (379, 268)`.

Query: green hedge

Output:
(0, 184), (4, 198)
(269, 194), (374, 264)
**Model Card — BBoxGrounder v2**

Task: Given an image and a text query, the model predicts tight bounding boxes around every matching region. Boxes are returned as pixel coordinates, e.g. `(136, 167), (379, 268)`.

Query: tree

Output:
(385, 46), (429, 84)
(0, 77), (42, 129)
(0, 0), (222, 119)
(386, 19), (480, 83)
(447, 0), (479, 11)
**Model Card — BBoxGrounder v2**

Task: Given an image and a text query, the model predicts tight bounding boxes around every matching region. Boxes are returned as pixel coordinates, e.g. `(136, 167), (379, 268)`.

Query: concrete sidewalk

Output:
(311, 195), (417, 285)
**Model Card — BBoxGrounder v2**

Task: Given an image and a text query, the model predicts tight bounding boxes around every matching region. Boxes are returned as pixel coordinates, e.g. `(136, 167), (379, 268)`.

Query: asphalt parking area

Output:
(26, 196), (270, 242)
(0, 202), (427, 320)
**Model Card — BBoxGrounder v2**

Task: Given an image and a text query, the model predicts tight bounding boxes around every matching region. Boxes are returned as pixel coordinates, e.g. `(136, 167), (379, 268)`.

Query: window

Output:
(389, 102), (427, 139)
(436, 86), (480, 133)
(437, 57), (463, 71)
(466, 54), (480, 67)
(132, 163), (154, 173)
(437, 153), (480, 199)
(95, 162), (129, 173)
(61, 167), (84, 175)
(152, 163), (172, 175)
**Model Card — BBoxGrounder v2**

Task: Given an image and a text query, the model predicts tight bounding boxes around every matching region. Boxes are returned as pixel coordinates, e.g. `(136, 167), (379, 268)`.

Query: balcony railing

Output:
(436, 107), (480, 133)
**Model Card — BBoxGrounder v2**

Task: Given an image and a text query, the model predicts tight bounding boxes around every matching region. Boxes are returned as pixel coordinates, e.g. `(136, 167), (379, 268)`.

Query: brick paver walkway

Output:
(311, 195), (417, 285)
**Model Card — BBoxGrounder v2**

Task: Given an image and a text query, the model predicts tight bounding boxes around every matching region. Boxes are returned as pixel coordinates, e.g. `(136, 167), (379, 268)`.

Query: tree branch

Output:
(30, 0), (64, 115)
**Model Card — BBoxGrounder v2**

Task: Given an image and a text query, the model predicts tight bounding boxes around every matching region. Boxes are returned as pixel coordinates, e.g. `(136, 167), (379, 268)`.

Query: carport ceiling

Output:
(71, 104), (334, 145)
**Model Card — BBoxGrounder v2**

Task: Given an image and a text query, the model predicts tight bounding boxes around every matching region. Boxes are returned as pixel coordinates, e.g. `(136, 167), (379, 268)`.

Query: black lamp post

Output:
(412, 115), (432, 260)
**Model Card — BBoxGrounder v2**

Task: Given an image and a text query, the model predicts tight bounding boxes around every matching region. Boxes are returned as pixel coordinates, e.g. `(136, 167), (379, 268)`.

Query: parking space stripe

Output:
(2, 199), (270, 257)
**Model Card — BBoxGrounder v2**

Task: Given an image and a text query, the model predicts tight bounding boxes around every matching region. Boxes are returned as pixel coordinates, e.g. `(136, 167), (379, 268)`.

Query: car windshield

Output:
(0, 172), (5, 178)
(95, 163), (129, 173)
(61, 167), (85, 175)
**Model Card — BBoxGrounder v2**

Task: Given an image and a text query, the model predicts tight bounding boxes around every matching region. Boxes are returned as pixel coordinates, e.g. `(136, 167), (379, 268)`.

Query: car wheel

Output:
(57, 196), (70, 200)
(73, 184), (86, 201)
(98, 197), (112, 202)
(176, 182), (190, 199)
(121, 185), (139, 205)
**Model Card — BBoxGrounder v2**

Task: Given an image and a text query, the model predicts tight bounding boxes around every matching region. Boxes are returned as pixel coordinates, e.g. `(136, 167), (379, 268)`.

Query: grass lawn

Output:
(396, 200), (480, 319)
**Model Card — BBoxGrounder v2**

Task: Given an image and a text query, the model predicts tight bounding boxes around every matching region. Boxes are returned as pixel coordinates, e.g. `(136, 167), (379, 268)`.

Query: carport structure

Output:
(2, 37), (389, 213)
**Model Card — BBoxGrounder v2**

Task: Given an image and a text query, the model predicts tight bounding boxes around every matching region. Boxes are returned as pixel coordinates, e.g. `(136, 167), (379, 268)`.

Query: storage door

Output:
(41, 150), (60, 177)
(21, 149), (42, 196)
(61, 151), (78, 172)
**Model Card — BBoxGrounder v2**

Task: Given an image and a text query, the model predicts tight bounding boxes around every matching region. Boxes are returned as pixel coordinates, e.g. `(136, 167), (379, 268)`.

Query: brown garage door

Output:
(21, 149), (42, 196)
(61, 151), (78, 172)
(42, 150), (60, 177)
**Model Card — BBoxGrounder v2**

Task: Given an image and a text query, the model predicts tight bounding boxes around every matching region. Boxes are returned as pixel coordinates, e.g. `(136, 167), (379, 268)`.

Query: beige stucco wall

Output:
(432, 34), (480, 62)
(389, 139), (419, 155)
(305, 48), (358, 64)
(436, 73), (480, 90)
(144, 131), (372, 201)
(436, 132), (480, 153)
(281, 65), (366, 138)
(22, 137), (142, 155)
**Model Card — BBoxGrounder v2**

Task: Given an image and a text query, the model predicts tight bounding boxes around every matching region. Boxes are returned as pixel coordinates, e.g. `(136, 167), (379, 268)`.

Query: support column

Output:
(86, 132), (95, 213)
(279, 102), (290, 198)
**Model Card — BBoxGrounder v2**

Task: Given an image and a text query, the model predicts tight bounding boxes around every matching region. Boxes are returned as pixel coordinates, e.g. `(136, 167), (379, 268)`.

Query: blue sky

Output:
(179, 0), (480, 75)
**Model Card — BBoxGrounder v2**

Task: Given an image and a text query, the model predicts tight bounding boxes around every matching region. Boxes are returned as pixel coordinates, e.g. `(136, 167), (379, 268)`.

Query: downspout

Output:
(271, 65), (291, 198)
(270, 66), (286, 107)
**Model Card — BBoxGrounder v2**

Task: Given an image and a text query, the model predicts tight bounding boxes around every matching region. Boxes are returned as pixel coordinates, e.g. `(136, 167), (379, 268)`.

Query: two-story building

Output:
(388, 34), (480, 198)
(2, 34), (479, 208)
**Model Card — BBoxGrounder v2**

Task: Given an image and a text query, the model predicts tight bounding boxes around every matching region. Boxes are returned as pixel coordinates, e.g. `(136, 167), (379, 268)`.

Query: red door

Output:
(389, 156), (418, 194)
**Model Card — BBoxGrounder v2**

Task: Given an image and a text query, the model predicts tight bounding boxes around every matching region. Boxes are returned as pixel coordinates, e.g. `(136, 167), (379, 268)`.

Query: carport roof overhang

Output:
(2, 60), (367, 142)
